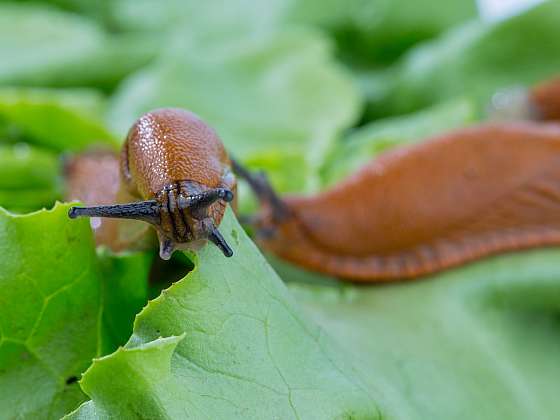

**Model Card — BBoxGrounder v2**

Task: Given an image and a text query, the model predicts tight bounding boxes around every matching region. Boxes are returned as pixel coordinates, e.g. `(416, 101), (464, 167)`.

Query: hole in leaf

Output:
(65, 376), (78, 385)
(148, 251), (194, 299)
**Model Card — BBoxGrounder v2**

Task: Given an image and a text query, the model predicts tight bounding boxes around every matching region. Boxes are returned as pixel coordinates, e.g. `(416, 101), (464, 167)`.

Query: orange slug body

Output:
(64, 149), (127, 250)
(255, 122), (560, 281)
(121, 109), (235, 255)
(65, 150), (121, 207)
(68, 108), (236, 259)
(64, 150), (151, 252)
(122, 109), (233, 203)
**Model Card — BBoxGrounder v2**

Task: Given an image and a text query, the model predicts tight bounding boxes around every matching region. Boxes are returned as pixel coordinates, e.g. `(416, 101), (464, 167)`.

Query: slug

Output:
(237, 122), (560, 281)
(64, 149), (151, 252)
(68, 108), (236, 260)
(529, 76), (560, 121)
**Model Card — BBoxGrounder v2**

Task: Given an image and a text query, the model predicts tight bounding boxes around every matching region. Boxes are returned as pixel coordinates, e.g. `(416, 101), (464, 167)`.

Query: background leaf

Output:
(289, 249), (560, 419)
(381, 0), (560, 115)
(0, 3), (158, 90)
(0, 144), (62, 212)
(288, 0), (477, 65)
(0, 88), (116, 151)
(108, 0), (476, 64)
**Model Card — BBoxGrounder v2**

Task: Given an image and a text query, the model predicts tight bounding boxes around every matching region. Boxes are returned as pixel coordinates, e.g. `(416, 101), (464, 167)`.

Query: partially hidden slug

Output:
(64, 149), (151, 252)
(237, 122), (560, 282)
(68, 108), (236, 260)
(529, 76), (560, 121)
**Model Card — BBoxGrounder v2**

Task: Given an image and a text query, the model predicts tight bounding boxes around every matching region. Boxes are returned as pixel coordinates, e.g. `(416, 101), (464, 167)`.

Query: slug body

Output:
(69, 108), (236, 259)
(530, 77), (560, 121)
(243, 122), (560, 281)
(65, 150), (150, 252)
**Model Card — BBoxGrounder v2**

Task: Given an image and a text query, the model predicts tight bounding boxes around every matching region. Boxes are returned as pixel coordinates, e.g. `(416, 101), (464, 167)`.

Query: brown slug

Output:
(64, 149), (151, 252)
(68, 108), (236, 260)
(529, 76), (560, 121)
(237, 122), (560, 281)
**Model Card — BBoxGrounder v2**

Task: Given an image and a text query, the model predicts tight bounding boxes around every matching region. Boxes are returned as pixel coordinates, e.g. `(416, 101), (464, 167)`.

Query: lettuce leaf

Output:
(66, 208), (379, 419)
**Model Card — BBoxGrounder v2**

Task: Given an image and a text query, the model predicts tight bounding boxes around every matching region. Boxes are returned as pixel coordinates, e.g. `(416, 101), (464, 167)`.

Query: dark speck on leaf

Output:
(65, 376), (78, 385)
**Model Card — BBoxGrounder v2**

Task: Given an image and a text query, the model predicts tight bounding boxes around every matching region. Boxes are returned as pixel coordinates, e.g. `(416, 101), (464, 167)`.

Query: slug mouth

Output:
(68, 186), (235, 259)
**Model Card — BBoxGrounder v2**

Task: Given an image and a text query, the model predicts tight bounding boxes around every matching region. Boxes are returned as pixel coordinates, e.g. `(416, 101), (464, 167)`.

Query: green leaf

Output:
(0, 88), (116, 151)
(322, 99), (477, 185)
(0, 143), (62, 212)
(0, 144), (60, 190)
(65, 336), (185, 420)
(385, 1), (560, 114)
(96, 249), (152, 355)
(109, 0), (476, 64)
(109, 29), (360, 193)
(290, 249), (560, 419)
(0, 3), (101, 85)
(44, 33), (161, 92)
(0, 203), (153, 418)
(32, 0), (115, 27)
(287, 0), (477, 64)
(0, 203), (101, 419)
(0, 3), (158, 90)
(110, 0), (288, 40)
(66, 208), (379, 419)
(0, 189), (62, 215)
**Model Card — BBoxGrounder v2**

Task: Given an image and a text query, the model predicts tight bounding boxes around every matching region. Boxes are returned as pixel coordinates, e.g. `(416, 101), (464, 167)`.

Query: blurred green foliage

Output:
(0, 144), (61, 211)
(0, 88), (116, 151)
(1, 0), (559, 419)
(289, 248), (560, 419)
(0, 3), (158, 89)
(380, 0), (560, 115)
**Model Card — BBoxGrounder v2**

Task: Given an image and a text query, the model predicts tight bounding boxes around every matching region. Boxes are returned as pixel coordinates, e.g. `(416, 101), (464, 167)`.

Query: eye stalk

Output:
(68, 187), (235, 259)
(208, 227), (233, 257)
(68, 200), (160, 224)
(177, 188), (233, 218)
(230, 157), (289, 224)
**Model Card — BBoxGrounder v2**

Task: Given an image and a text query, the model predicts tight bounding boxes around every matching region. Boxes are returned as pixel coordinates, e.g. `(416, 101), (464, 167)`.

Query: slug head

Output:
(153, 182), (234, 259)
(69, 183), (234, 260)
